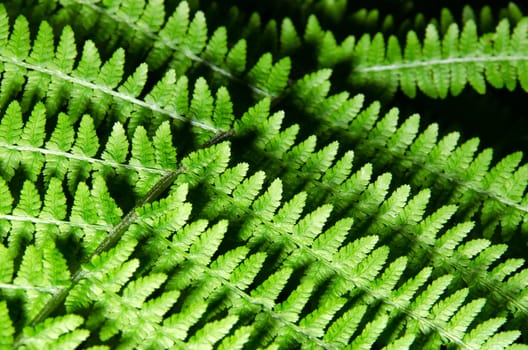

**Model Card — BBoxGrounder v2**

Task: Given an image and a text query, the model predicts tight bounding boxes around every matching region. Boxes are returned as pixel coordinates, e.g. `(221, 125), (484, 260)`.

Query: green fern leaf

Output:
(1, 1), (528, 349)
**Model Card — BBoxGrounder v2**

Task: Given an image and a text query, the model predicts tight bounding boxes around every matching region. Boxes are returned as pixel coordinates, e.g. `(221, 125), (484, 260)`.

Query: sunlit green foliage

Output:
(0, 1), (528, 349)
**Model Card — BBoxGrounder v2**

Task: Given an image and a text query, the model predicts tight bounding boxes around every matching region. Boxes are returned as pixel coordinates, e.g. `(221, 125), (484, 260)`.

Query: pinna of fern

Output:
(349, 17), (528, 99)
(3, 0), (294, 105)
(1, 1), (528, 349)
(0, 6), (236, 137)
(287, 68), (528, 244)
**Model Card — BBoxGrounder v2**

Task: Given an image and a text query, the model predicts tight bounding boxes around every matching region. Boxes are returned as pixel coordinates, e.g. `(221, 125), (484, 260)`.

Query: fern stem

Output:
(0, 55), (220, 133)
(356, 55), (528, 72)
(0, 142), (170, 175)
(0, 283), (61, 294)
(90, 167), (183, 258)
(0, 214), (111, 231)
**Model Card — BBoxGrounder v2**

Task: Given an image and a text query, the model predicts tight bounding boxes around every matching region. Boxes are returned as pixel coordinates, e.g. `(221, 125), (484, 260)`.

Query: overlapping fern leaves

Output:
(1, 1), (528, 349)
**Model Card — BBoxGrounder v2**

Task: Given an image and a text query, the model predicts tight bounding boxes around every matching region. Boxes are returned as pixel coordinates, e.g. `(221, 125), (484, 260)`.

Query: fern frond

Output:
(0, 99), (222, 199)
(0, 6), (228, 135)
(351, 18), (528, 98)
(98, 141), (505, 348)
(292, 69), (528, 243)
(179, 155), (518, 347)
(2, 1), (528, 349)
(210, 78), (528, 340)
(29, 0), (292, 98)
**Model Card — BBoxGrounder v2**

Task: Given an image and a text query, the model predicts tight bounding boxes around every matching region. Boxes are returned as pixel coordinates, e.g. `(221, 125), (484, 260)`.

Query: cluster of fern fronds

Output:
(1, 1), (528, 349)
